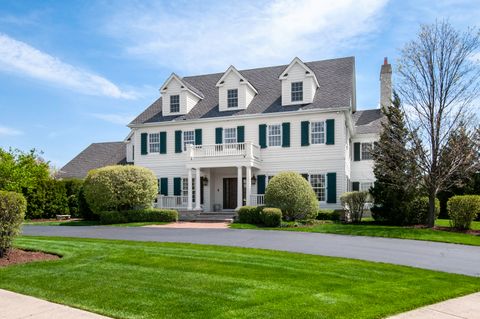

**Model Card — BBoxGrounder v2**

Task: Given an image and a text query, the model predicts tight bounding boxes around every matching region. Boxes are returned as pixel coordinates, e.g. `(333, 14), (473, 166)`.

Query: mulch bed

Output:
(0, 249), (60, 267)
(433, 226), (480, 235)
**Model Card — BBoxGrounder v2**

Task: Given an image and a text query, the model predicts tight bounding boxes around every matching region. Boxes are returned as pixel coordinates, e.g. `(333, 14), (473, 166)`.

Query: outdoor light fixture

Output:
(251, 175), (257, 185)
(202, 177), (209, 186)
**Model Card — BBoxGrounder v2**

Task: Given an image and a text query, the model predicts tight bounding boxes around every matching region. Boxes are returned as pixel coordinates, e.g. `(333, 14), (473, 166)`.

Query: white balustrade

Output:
(156, 195), (188, 209)
(190, 142), (260, 160)
(250, 194), (265, 206)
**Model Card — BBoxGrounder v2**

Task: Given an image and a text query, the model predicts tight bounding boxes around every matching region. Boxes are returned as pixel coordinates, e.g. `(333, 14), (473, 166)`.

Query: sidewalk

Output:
(388, 292), (480, 318)
(0, 289), (110, 319)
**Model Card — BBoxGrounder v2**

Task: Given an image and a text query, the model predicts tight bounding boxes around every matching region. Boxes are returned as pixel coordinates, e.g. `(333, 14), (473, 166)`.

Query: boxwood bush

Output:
(98, 208), (178, 225)
(316, 209), (341, 221)
(237, 206), (263, 224)
(83, 165), (158, 214)
(260, 208), (282, 227)
(0, 191), (27, 257)
(447, 195), (480, 230)
(265, 172), (318, 220)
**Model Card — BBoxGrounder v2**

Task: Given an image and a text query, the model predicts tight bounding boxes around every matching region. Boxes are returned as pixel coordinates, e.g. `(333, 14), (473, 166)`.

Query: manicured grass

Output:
(436, 218), (480, 230)
(231, 219), (480, 246)
(1, 237), (479, 319)
(23, 220), (167, 227)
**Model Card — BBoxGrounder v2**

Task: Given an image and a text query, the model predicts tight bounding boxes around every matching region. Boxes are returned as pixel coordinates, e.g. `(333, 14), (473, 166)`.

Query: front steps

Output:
(178, 211), (236, 223)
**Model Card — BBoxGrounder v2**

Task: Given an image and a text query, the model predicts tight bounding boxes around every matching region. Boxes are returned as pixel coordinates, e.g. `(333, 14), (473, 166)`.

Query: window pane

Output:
(309, 174), (325, 202)
(170, 95), (180, 113)
(361, 143), (373, 160)
(183, 131), (195, 151)
(149, 133), (160, 153)
(291, 81), (303, 102)
(268, 124), (282, 146)
(227, 89), (238, 108)
(224, 128), (237, 144)
(311, 121), (325, 144)
(182, 178), (195, 203)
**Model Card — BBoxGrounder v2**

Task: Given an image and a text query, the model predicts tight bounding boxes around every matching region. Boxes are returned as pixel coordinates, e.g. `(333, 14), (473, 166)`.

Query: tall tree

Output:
(397, 21), (480, 227)
(371, 92), (420, 224)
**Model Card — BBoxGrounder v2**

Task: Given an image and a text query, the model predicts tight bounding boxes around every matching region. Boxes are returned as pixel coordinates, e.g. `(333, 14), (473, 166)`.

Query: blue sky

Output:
(0, 0), (479, 168)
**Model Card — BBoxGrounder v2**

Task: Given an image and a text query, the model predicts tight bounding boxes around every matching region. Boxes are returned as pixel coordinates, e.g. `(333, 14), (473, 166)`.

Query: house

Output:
(122, 56), (390, 212)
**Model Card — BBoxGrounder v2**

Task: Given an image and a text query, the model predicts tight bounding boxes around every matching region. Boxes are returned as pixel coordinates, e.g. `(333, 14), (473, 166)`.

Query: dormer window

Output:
(291, 82), (303, 102)
(170, 95), (180, 113)
(227, 89), (238, 108)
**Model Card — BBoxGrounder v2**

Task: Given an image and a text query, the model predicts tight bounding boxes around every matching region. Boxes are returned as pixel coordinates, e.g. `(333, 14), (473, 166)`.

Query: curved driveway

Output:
(22, 225), (480, 277)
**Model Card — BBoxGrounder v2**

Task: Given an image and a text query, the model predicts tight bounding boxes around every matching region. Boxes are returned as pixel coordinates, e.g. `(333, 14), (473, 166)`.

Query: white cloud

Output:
(104, 0), (387, 73)
(90, 113), (134, 125)
(0, 125), (23, 136)
(0, 33), (135, 99)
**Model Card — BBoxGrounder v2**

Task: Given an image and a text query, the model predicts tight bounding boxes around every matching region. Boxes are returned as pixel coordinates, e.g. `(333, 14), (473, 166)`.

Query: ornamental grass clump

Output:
(0, 191), (27, 258)
(264, 172), (318, 220)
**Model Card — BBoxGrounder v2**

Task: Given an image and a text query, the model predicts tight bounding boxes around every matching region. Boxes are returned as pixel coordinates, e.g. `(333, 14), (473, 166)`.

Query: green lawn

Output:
(0, 237), (479, 319)
(231, 219), (480, 246)
(23, 220), (167, 227)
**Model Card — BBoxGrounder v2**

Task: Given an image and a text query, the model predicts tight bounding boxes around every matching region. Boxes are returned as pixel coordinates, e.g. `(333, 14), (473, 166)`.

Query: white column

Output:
(195, 168), (201, 210)
(187, 168), (193, 210)
(237, 166), (243, 209)
(246, 166), (252, 206)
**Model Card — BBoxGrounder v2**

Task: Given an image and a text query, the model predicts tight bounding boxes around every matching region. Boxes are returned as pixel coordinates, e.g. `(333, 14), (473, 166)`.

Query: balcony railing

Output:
(250, 194), (265, 206)
(189, 142), (260, 160)
(156, 195), (188, 209)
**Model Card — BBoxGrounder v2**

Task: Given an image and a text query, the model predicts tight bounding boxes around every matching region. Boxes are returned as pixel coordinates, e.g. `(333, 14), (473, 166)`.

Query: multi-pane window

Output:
(311, 121), (325, 144)
(360, 182), (373, 191)
(361, 142), (374, 160)
(291, 81), (303, 102)
(182, 178), (195, 203)
(170, 95), (180, 113)
(149, 133), (160, 153)
(183, 130), (195, 151)
(309, 174), (326, 202)
(227, 89), (238, 108)
(268, 124), (282, 147)
(224, 127), (237, 144)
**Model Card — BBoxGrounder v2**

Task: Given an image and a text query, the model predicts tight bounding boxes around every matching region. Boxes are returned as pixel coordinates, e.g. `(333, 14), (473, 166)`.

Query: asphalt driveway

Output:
(22, 225), (480, 277)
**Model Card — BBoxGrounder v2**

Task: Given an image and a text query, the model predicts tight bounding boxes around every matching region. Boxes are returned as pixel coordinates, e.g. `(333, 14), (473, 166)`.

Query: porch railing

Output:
(250, 194), (265, 206)
(156, 195), (188, 209)
(190, 142), (261, 160)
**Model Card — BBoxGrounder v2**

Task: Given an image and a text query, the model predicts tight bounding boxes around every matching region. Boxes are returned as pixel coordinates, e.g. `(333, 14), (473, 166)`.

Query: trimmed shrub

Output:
(62, 179), (84, 218)
(98, 208), (178, 225)
(237, 206), (263, 224)
(316, 209), (341, 221)
(23, 179), (68, 219)
(340, 191), (368, 223)
(260, 208), (282, 227)
(83, 165), (158, 215)
(406, 196), (440, 225)
(0, 191), (27, 257)
(264, 172), (318, 220)
(447, 195), (480, 230)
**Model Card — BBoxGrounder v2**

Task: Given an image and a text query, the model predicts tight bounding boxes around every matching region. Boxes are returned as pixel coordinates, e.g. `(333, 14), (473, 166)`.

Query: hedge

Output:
(260, 208), (282, 227)
(448, 195), (480, 230)
(316, 209), (341, 221)
(0, 191), (27, 257)
(98, 208), (178, 225)
(237, 206), (263, 225)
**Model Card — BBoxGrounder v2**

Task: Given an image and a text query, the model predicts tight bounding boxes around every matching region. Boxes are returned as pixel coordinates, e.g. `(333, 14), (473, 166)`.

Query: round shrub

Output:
(260, 208), (282, 227)
(237, 206), (263, 224)
(83, 165), (158, 214)
(264, 172), (318, 220)
(447, 195), (480, 230)
(406, 196), (440, 225)
(0, 191), (27, 257)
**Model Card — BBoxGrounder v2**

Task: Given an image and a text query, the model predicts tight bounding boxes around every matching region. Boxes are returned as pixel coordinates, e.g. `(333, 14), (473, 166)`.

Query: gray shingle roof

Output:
(130, 56), (355, 125)
(57, 142), (127, 179)
(353, 109), (384, 134)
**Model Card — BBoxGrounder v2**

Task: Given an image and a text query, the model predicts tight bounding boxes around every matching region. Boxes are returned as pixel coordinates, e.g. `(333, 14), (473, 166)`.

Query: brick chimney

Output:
(380, 57), (392, 109)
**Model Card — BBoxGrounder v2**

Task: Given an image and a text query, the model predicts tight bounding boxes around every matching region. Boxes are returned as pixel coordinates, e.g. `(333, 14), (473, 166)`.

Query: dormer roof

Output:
(215, 65), (258, 94)
(279, 57), (320, 88)
(160, 73), (204, 99)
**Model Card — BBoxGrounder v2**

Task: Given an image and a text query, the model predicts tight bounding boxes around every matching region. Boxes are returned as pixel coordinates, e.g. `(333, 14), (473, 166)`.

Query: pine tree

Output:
(370, 92), (419, 224)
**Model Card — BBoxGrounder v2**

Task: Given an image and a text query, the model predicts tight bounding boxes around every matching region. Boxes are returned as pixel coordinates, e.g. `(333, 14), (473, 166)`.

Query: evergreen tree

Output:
(370, 92), (420, 224)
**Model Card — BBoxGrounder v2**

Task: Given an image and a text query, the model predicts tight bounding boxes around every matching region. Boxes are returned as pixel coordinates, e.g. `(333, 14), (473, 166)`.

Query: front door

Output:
(223, 178), (237, 209)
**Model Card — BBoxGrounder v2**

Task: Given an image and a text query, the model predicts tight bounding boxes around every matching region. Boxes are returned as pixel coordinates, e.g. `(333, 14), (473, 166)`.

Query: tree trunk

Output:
(427, 190), (436, 228)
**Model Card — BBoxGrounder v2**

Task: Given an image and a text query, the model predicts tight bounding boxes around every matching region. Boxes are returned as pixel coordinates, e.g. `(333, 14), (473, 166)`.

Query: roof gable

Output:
(215, 65), (258, 94)
(279, 57), (320, 88)
(160, 73), (204, 99)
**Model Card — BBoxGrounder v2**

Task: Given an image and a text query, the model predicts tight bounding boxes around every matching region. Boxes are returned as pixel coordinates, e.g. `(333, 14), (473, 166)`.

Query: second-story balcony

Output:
(187, 142), (261, 167)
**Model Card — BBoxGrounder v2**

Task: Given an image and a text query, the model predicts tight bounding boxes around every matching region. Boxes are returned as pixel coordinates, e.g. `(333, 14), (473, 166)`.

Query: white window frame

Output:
(227, 89), (238, 108)
(170, 95), (180, 113)
(291, 81), (303, 102)
(267, 124), (282, 147)
(223, 127), (237, 144)
(361, 142), (374, 160)
(308, 173), (326, 203)
(149, 133), (160, 153)
(181, 178), (196, 203)
(360, 182), (373, 192)
(183, 130), (195, 152)
(310, 121), (325, 144)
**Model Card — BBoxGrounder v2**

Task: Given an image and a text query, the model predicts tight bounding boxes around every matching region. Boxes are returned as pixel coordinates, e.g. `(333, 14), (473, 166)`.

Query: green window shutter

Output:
(175, 130), (182, 153)
(327, 173), (337, 203)
(173, 177), (182, 196)
(259, 124), (267, 149)
(352, 182), (360, 191)
(354, 143), (361, 161)
(215, 128), (223, 144)
(301, 121), (310, 146)
(160, 178), (168, 196)
(195, 129), (202, 145)
(282, 122), (290, 147)
(257, 175), (266, 194)
(141, 133), (148, 155)
(160, 132), (167, 154)
(301, 173), (309, 180)
(326, 119), (335, 145)
(237, 126), (245, 143)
